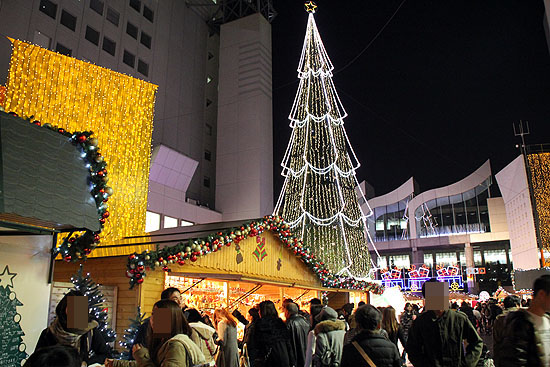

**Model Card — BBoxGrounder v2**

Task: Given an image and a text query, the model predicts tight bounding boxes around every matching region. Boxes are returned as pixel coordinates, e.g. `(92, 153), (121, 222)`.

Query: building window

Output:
(163, 216), (178, 229)
(89, 0), (104, 15)
(203, 176), (210, 188)
(102, 36), (116, 56)
(106, 7), (120, 26)
(436, 252), (458, 266)
(39, 0), (57, 19)
(129, 0), (141, 12)
(389, 254), (410, 269)
(143, 5), (154, 22)
(137, 59), (149, 76)
(60, 10), (77, 31)
(33, 31), (51, 49)
(207, 51), (214, 60)
(145, 211), (160, 232)
(85, 25), (100, 46)
(423, 253), (434, 267)
(205, 123), (212, 136)
(474, 251), (483, 266)
(55, 43), (72, 56)
(204, 150), (211, 161)
(181, 220), (194, 227)
(377, 256), (388, 269)
(207, 75), (212, 84)
(126, 22), (138, 39)
(206, 98), (212, 107)
(484, 249), (507, 265)
(140, 31), (152, 49)
(123, 50), (135, 68)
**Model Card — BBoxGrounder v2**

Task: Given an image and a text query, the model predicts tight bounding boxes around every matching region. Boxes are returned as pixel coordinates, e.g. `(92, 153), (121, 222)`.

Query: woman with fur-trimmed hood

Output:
(313, 306), (346, 367)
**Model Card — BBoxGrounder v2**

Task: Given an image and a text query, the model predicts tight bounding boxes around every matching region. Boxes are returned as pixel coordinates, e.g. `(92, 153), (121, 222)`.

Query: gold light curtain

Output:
(527, 152), (550, 263)
(4, 39), (157, 253)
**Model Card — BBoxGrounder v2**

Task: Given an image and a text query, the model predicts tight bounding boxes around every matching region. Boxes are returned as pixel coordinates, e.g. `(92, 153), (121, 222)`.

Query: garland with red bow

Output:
(126, 215), (383, 294)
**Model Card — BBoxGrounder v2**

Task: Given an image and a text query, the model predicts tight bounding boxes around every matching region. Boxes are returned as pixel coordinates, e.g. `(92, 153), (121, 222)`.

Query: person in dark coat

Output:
(496, 275), (550, 367)
(406, 279), (483, 367)
(459, 301), (478, 328)
(284, 302), (310, 367)
(247, 300), (294, 367)
(341, 304), (401, 367)
(35, 290), (111, 365)
(24, 345), (82, 367)
(243, 306), (260, 346)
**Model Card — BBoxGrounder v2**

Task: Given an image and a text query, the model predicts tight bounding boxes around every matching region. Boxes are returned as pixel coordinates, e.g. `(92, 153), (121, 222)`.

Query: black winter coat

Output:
(247, 316), (295, 367)
(496, 309), (549, 367)
(286, 314), (310, 367)
(36, 326), (110, 365)
(340, 330), (401, 367)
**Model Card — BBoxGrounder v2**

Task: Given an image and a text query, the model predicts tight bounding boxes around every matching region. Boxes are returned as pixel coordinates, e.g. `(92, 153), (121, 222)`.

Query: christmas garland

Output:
(2, 109), (112, 261)
(126, 215), (383, 294)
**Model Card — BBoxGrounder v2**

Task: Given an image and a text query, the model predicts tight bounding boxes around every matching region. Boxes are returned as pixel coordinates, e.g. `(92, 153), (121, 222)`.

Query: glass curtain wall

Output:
(372, 196), (412, 242)
(415, 178), (492, 237)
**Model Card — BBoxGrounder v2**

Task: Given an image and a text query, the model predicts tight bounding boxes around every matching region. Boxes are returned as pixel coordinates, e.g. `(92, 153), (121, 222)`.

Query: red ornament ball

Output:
(33, 120), (41, 126)
(137, 278), (144, 284)
(77, 134), (87, 143)
(99, 218), (106, 224)
(58, 128), (65, 134)
(191, 255), (197, 262)
(102, 212), (110, 219)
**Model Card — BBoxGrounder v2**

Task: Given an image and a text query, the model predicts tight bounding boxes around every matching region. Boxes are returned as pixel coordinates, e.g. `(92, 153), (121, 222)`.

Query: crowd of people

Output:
(24, 274), (550, 367)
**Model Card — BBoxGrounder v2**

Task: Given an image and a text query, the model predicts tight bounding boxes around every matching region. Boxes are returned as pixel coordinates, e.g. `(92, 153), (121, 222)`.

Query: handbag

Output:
(351, 341), (377, 367)
(239, 343), (250, 367)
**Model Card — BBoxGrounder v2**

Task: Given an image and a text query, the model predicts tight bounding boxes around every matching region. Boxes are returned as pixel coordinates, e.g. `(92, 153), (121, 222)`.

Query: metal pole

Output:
(48, 232), (58, 284)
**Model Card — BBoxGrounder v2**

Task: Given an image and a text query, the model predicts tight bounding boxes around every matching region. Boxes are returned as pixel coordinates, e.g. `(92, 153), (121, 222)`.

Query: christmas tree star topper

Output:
(304, 1), (317, 13)
(0, 265), (17, 289)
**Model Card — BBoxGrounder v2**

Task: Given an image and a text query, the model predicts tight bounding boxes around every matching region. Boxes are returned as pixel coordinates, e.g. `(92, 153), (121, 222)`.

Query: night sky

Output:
(271, 0), (550, 198)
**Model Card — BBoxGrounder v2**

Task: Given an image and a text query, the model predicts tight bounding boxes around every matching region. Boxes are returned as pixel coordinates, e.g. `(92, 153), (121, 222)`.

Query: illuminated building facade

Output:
(0, 0), (275, 230)
(363, 160), (513, 293)
(364, 151), (550, 293)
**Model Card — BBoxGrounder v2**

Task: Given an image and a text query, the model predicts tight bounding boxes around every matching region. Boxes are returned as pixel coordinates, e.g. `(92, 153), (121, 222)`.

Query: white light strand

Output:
(274, 12), (381, 278)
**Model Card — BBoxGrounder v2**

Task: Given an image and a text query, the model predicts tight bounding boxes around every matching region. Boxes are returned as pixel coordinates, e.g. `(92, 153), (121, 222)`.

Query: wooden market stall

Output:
(53, 217), (380, 346)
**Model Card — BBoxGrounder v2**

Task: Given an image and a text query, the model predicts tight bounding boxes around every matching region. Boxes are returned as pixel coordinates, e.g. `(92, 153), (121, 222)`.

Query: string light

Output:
(274, 12), (378, 279)
(526, 152), (550, 263)
(4, 39), (157, 248)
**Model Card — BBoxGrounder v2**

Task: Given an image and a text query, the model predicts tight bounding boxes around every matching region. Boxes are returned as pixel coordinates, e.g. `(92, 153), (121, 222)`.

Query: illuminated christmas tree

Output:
(274, 2), (375, 279)
(118, 307), (145, 360)
(71, 266), (116, 350)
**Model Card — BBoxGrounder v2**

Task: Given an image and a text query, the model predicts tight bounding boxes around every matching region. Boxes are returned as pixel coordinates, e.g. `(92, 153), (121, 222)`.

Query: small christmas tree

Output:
(118, 307), (145, 360)
(71, 265), (116, 348)
(0, 265), (27, 367)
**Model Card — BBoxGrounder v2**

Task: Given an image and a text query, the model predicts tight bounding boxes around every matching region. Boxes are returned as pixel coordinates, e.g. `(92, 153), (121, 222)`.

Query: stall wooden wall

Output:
(53, 257), (139, 349)
(327, 291), (349, 310)
(139, 267), (165, 318)
(171, 231), (322, 286)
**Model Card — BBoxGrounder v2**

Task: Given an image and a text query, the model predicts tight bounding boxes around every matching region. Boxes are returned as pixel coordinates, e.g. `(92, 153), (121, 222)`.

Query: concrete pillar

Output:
(465, 242), (476, 293)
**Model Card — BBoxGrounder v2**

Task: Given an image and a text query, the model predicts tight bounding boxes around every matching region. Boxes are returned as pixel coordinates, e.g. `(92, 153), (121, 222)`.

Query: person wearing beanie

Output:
(312, 306), (346, 367)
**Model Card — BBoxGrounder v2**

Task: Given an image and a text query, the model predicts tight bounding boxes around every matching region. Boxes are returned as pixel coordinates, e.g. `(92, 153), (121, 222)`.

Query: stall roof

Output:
(0, 112), (99, 233)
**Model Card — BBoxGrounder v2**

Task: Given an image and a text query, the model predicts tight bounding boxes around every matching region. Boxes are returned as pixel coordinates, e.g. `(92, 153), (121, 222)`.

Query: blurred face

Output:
(151, 307), (172, 338)
(168, 291), (182, 307)
(406, 304), (412, 312)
